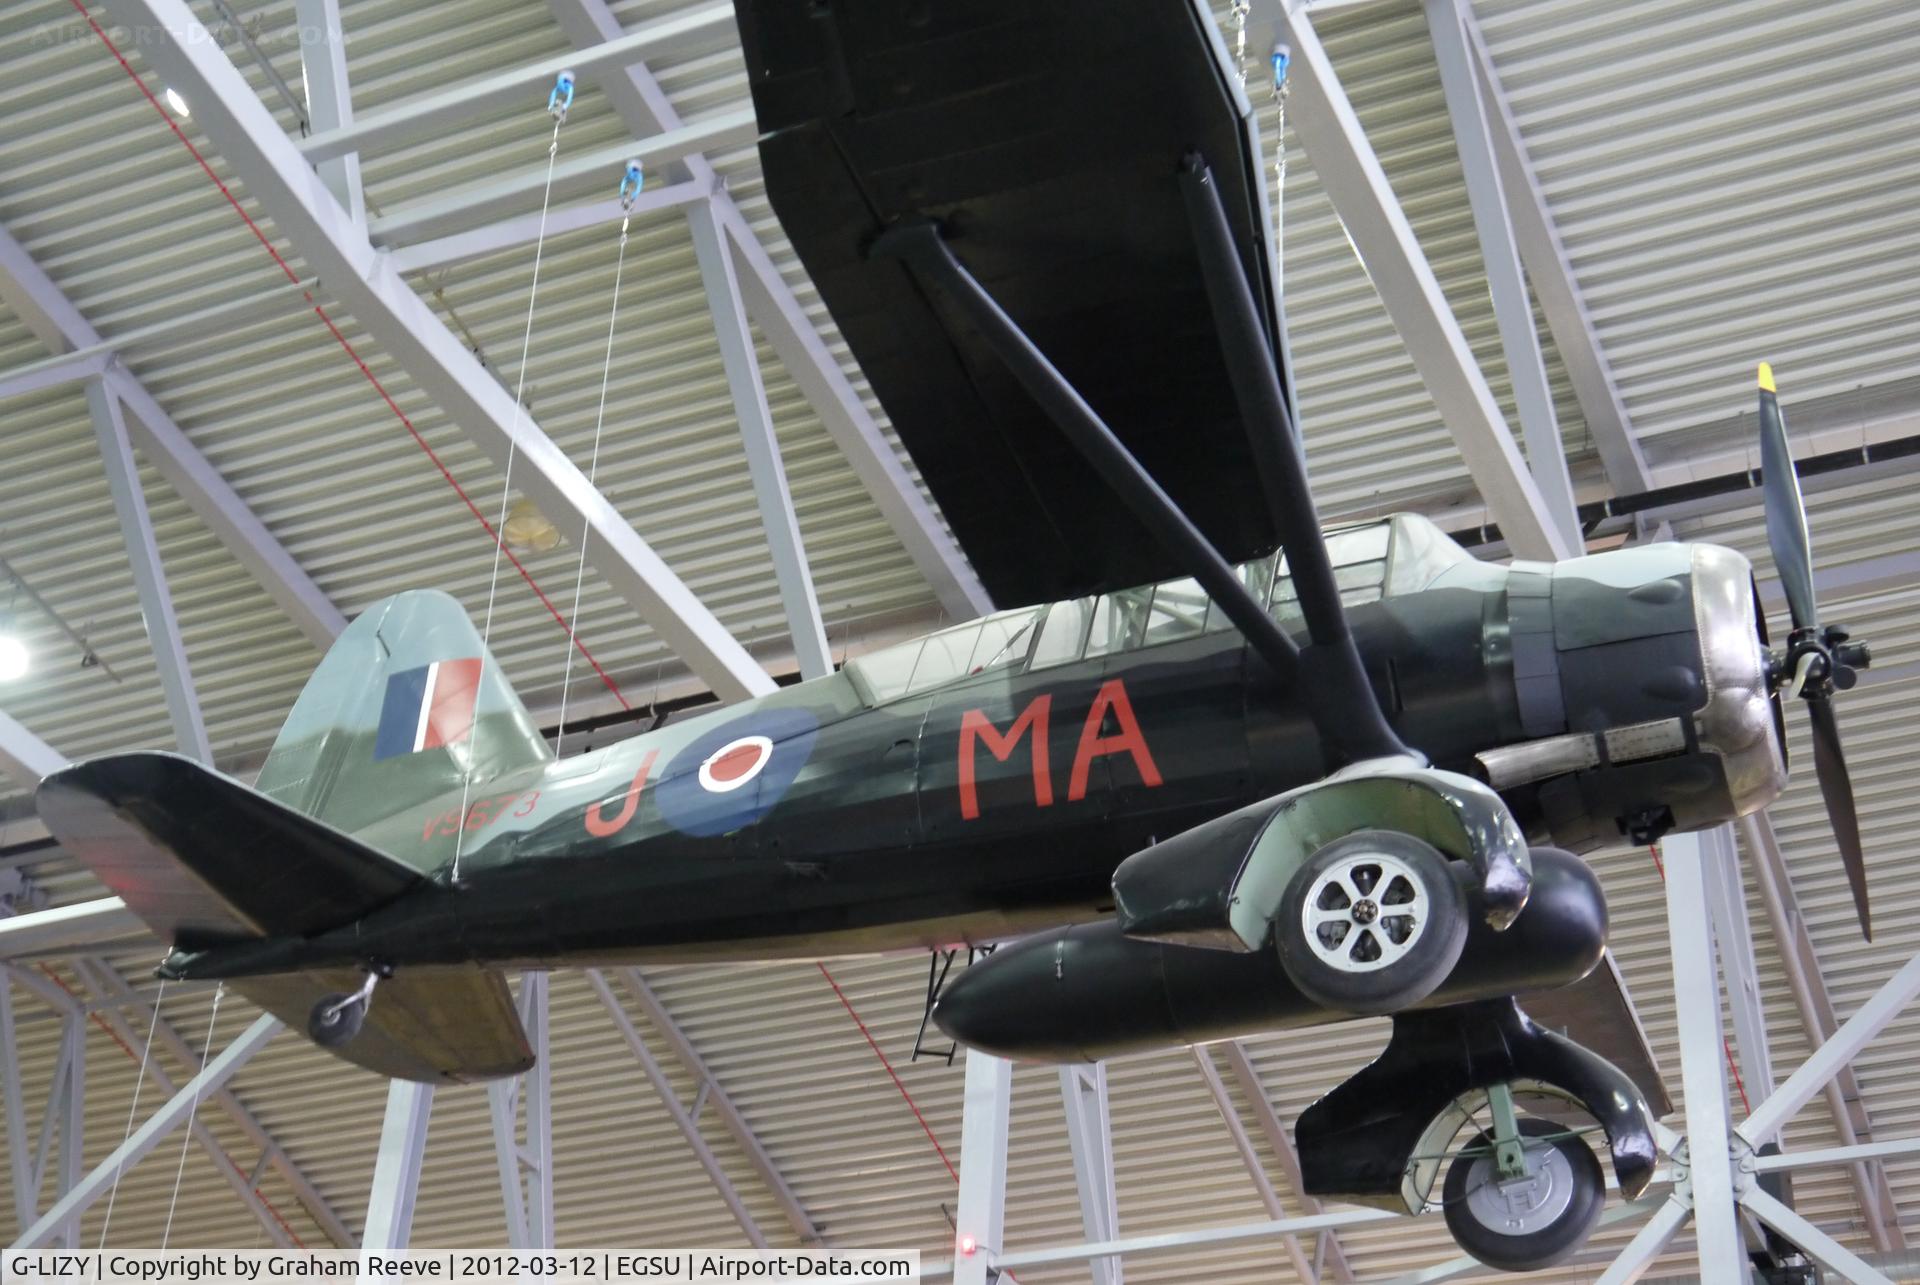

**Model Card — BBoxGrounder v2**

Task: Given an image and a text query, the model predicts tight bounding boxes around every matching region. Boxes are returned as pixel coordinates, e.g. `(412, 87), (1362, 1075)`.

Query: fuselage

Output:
(247, 515), (1786, 980)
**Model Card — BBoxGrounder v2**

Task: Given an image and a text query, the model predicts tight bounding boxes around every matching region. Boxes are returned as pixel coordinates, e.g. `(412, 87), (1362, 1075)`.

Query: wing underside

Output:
(737, 0), (1290, 605)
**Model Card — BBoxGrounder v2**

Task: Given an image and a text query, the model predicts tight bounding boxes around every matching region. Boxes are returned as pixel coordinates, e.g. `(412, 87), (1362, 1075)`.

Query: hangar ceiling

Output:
(1, 0), (1918, 1279)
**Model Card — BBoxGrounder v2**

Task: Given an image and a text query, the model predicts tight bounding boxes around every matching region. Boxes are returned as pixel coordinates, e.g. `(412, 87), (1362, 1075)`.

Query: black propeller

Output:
(1757, 363), (1875, 939)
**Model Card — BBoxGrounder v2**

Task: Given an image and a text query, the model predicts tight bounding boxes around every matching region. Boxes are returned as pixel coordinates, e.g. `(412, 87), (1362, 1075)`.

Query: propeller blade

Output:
(1757, 363), (1818, 633)
(1807, 694), (1871, 940)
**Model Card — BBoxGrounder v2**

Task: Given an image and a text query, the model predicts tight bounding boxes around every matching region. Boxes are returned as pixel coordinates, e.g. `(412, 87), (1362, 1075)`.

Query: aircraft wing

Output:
(736, 0), (1290, 606)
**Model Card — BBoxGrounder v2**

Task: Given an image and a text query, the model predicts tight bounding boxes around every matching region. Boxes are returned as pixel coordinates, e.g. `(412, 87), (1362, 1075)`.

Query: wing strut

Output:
(874, 219), (1301, 696)
(875, 215), (1408, 768)
(1178, 152), (1409, 764)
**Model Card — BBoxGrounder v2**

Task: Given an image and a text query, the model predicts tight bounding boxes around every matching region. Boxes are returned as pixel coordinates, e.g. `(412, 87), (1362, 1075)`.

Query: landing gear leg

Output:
(308, 965), (386, 1048)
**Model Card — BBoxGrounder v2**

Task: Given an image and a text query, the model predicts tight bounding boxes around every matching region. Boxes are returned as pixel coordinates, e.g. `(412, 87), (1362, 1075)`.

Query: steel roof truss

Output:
(6, 1010), (281, 1250)
(545, 0), (991, 623)
(0, 224), (345, 650)
(1424, 0), (1581, 549)
(1272, 6), (1573, 562)
(1462, 14), (1655, 499)
(1058, 1063), (1123, 1285)
(487, 973), (553, 1249)
(363, 1079), (435, 1250)
(686, 201), (832, 680)
(612, 968), (819, 1243)
(84, 375), (212, 765)
(1190, 1049), (1317, 1283)
(586, 969), (769, 1248)
(73, 958), (357, 1247)
(297, 3), (734, 166)
(110, 0), (774, 700)
(294, 0), (363, 232)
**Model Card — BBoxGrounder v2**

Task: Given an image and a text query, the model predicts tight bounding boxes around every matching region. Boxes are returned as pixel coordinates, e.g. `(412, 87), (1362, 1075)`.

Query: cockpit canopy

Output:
(845, 514), (1472, 706)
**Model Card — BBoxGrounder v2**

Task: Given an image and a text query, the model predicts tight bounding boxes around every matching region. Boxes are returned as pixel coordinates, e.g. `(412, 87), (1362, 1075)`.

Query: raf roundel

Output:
(655, 708), (820, 838)
(697, 735), (775, 793)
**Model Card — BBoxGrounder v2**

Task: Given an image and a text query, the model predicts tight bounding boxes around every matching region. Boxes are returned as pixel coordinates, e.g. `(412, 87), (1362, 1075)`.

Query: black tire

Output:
(1442, 1117), (1605, 1273)
(1274, 829), (1467, 1015)
(308, 992), (366, 1048)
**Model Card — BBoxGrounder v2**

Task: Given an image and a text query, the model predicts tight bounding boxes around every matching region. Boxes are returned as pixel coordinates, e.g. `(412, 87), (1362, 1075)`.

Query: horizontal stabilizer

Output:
(35, 751), (424, 946)
(235, 968), (533, 1085)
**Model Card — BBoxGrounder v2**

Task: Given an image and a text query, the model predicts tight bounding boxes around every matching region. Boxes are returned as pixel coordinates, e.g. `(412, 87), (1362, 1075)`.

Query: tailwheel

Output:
(1442, 1116), (1605, 1272)
(1275, 829), (1467, 1015)
(307, 969), (381, 1048)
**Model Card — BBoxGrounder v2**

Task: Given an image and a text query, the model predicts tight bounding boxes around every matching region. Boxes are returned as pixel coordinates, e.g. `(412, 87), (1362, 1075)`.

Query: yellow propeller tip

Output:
(1758, 361), (1776, 393)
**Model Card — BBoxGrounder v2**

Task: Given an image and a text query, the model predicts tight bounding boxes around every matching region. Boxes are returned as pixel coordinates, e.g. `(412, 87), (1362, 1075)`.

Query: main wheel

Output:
(1274, 829), (1467, 1015)
(1442, 1117), (1605, 1273)
(308, 992), (366, 1047)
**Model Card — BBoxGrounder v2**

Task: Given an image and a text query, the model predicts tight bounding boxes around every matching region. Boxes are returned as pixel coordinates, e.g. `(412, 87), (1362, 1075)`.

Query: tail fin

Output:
(256, 590), (552, 847)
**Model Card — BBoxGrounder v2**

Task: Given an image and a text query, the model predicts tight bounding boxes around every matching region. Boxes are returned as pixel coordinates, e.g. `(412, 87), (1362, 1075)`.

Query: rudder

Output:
(256, 590), (552, 850)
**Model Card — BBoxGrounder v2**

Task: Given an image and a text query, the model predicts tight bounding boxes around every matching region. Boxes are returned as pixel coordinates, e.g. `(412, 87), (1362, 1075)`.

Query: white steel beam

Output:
(83, 375), (213, 764)
(613, 968), (820, 1245)
(1059, 1063), (1125, 1285)
(0, 710), (63, 789)
(1219, 1042), (1355, 1281)
(298, 4), (733, 164)
(72, 958), (356, 1247)
(487, 977), (553, 1247)
(51, 1014), (83, 1249)
(990, 1208), (1396, 1272)
(0, 277), (324, 402)
(0, 223), (345, 649)
(7, 1011), (280, 1249)
(1750, 1136), (1920, 1173)
(367, 111), (757, 247)
(522, 973), (554, 1247)
(1738, 811), (1904, 1250)
(389, 182), (705, 276)
(1741, 1186), (1896, 1285)
(714, 202), (991, 623)
(1590, 1194), (1690, 1285)
(54, 977), (290, 1248)
(0, 350), (111, 401)
(112, 0), (774, 701)
(1738, 949), (1920, 1152)
(0, 899), (143, 960)
(1, 977), (34, 1231)
(1697, 823), (1774, 1108)
(545, 0), (990, 623)
(1660, 830), (1744, 1280)
(363, 1079), (435, 1250)
(953, 1051), (1010, 1285)
(1424, 0), (1579, 549)
(1190, 1050), (1315, 1284)
(585, 970), (768, 1247)
(293, 0), (363, 231)
(487, 1076), (529, 1248)
(1463, 15), (1653, 496)
(687, 202), (833, 679)
(1272, 6), (1572, 561)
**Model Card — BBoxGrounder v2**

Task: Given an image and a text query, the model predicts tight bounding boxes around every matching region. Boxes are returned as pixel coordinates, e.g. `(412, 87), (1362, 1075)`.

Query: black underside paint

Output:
(736, 0), (1287, 605)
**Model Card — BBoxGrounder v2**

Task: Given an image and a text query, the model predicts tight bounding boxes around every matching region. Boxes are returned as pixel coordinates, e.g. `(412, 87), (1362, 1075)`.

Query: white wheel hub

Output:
(1461, 1137), (1576, 1236)
(1300, 850), (1432, 973)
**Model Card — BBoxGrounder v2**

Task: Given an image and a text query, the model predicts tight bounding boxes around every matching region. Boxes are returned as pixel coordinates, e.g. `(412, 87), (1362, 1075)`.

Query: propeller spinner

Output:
(1757, 363), (1876, 938)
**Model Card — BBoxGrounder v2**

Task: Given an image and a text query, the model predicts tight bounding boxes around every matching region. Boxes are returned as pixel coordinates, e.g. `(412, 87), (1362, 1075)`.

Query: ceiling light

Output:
(165, 86), (190, 117)
(0, 634), (27, 682)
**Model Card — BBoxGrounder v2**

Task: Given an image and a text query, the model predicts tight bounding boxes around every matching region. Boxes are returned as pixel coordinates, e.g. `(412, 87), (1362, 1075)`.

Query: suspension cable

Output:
(453, 76), (573, 886)
(556, 161), (646, 759)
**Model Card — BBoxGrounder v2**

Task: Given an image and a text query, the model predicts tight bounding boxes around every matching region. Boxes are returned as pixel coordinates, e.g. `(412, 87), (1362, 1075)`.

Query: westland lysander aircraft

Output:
(34, 0), (1882, 1273)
